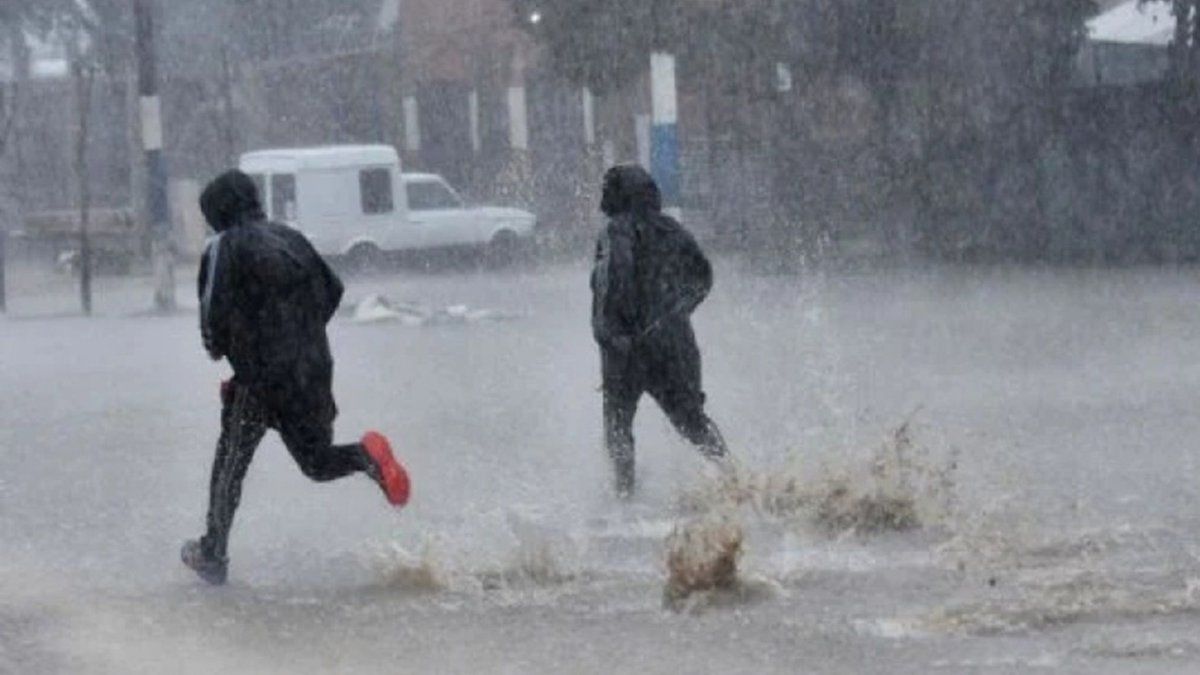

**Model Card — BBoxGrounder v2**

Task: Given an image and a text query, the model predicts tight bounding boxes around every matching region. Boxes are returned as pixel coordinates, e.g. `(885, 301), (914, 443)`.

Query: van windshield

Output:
(407, 181), (462, 210)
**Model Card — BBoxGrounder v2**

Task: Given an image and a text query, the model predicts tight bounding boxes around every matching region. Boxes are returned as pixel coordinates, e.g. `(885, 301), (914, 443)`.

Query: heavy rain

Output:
(3, 1), (1200, 673)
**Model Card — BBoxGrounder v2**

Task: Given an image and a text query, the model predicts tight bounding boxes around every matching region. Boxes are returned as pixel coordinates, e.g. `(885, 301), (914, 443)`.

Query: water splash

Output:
(368, 540), (448, 593)
(677, 416), (958, 537)
(662, 510), (744, 610)
(367, 510), (581, 594)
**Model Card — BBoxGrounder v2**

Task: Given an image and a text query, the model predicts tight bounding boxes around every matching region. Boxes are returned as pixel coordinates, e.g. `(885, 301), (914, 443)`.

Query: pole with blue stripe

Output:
(135, 0), (175, 311)
(650, 52), (680, 215)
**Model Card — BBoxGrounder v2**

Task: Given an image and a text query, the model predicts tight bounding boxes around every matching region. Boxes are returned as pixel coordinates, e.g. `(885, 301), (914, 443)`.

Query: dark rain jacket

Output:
(590, 165), (713, 384)
(198, 170), (344, 421)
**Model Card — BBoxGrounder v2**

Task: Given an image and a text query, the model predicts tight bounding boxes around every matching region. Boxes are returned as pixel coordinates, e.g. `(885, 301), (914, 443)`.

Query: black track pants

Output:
(603, 381), (729, 468)
(200, 384), (369, 560)
(601, 337), (728, 483)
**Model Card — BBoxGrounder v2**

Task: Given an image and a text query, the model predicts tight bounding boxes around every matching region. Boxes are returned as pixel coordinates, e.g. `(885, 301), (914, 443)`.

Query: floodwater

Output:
(2, 260), (1200, 673)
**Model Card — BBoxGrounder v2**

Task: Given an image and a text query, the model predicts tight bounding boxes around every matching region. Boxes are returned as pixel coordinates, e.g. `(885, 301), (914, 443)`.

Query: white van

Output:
(239, 145), (536, 264)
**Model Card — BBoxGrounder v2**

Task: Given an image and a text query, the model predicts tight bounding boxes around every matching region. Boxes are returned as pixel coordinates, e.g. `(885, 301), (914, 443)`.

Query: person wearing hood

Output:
(182, 169), (410, 585)
(590, 164), (730, 498)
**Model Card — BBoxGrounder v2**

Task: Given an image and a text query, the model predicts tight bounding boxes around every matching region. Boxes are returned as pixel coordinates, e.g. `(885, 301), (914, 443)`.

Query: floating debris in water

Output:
(351, 294), (527, 325)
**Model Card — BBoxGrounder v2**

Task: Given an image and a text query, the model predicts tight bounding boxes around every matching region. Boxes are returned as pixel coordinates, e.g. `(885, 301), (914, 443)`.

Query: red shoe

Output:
(362, 431), (410, 507)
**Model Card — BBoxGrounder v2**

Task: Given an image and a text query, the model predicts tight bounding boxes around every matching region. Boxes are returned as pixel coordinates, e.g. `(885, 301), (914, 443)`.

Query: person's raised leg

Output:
(647, 332), (730, 462)
(277, 415), (409, 506)
(650, 381), (729, 461)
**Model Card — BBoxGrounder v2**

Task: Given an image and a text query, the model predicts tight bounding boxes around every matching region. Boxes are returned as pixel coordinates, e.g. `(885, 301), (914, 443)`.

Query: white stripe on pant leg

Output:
(214, 387), (254, 553)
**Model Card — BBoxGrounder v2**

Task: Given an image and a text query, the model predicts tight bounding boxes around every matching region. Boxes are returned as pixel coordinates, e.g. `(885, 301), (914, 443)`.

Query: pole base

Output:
(152, 239), (176, 312)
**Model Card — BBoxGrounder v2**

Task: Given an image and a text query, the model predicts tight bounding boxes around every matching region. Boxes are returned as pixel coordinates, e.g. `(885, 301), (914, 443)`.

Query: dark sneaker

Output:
(181, 539), (228, 585)
(698, 419), (730, 461)
(361, 432), (410, 506)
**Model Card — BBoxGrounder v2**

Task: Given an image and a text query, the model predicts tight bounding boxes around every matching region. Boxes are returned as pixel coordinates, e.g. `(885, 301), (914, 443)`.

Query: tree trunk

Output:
(72, 58), (96, 316)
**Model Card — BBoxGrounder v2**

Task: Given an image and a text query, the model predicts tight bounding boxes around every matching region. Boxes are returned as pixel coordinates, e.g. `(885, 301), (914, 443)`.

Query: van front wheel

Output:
(344, 242), (384, 276)
(486, 230), (522, 269)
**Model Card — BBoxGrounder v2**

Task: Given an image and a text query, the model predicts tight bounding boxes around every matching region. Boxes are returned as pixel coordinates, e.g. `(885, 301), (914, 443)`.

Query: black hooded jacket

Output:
(198, 170), (344, 418)
(590, 165), (713, 353)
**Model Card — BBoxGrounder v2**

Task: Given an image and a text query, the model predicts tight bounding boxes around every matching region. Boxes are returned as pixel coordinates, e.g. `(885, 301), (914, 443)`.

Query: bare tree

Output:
(0, 9), (36, 210)
(67, 30), (98, 314)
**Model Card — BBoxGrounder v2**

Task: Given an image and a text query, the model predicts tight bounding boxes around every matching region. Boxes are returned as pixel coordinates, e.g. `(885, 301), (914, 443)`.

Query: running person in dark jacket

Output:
(591, 164), (729, 498)
(182, 170), (409, 585)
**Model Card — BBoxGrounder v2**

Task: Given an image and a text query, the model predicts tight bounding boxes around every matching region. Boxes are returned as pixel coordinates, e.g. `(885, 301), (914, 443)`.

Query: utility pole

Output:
(649, 52), (681, 217)
(135, 0), (175, 311)
(71, 55), (95, 315)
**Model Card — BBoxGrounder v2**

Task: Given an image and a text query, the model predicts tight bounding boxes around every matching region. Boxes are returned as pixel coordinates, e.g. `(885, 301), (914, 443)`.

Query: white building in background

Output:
(1089, 0), (1175, 46)
(1079, 0), (1175, 87)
